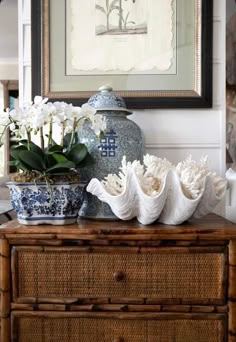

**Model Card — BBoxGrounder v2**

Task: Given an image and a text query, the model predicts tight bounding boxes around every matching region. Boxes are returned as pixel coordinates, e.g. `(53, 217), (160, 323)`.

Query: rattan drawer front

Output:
(12, 312), (226, 342)
(12, 246), (226, 303)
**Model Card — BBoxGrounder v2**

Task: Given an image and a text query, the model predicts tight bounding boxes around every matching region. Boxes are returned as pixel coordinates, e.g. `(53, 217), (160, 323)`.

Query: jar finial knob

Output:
(99, 85), (113, 93)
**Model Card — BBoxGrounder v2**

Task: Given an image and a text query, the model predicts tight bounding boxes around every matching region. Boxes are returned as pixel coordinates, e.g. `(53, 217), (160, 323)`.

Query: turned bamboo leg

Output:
(229, 241), (236, 341)
(0, 239), (10, 342)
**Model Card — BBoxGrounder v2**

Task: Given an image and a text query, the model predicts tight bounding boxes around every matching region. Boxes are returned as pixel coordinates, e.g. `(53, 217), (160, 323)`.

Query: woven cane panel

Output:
(16, 249), (224, 300)
(15, 317), (225, 342)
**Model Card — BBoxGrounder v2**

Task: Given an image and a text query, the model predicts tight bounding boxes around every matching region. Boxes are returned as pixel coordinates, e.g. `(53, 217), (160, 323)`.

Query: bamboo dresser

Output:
(1, 214), (236, 341)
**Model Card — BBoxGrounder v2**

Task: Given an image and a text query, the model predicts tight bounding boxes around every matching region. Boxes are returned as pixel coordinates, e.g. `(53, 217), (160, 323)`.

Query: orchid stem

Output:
(26, 131), (31, 150)
(68, 119), (77, 150)
(48, 119), (53, 146)
(40, 127), (44, 150)
(61, 123), (65, 146)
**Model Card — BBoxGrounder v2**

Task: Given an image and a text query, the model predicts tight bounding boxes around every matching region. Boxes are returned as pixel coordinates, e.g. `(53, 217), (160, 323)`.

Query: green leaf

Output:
(67, 144), (88, 166)
(63, 133), (72, 147)
(28, 142), (45, 158)
(63, 132), (79, 148)
(74, 132), (79, 144)
(8, 160), (18, 166)
(51, 153), (69, 163)
(9, 159), (31, 172)
(8, 159), (29, 172)
(10, 145), (28, 160)
(18, 150), (46, 171)
(45, 154), (57, 169)
(76, 152), (94, 168)
(18, 139), (28, 145)
(15, 140), (45, 159)
(47, 145), (64, 153)
(46, 161), (75, 173)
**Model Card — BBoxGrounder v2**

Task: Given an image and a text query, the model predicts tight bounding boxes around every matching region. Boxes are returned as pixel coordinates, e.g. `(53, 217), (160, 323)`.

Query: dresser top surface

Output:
(0, 214), (236, 240)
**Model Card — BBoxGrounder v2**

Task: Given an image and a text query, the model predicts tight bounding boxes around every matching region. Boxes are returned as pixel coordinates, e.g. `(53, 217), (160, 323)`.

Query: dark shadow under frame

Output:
(31, 0), (213, 109)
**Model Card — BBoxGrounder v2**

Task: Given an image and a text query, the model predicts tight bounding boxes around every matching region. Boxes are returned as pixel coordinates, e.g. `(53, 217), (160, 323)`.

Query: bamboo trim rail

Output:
(10, 303), (228, 313)
(229, 241), (236, 341)
(0, 214), (235, 241)
(11, 310), (226, 320)
(0, 239), (10, 342)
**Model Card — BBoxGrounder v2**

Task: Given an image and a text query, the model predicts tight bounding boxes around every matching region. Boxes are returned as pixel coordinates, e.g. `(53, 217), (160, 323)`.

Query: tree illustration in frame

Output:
(95, 0), (147, 35)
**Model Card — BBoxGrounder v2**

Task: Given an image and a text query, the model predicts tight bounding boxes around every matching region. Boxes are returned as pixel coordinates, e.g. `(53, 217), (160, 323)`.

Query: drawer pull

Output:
(113, 271), (126, 282)
(113, 338), (125, 342)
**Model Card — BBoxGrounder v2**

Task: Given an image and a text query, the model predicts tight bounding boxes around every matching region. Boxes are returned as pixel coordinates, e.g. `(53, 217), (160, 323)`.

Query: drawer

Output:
(12, 246), (226, 304)
(11, 312), (226, 342)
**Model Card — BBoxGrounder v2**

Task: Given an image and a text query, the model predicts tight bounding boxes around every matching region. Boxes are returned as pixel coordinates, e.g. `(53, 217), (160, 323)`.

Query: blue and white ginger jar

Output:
(78, 85), (144, 219)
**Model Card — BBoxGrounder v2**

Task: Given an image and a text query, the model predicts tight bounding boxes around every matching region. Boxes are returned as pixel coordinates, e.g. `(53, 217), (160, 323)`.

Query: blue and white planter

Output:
(7, 182), (85, 225)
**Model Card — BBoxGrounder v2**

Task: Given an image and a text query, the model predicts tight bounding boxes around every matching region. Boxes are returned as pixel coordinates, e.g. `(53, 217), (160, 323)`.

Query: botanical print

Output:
(95, 0), (147, 35)
(68, 0), (175, 74)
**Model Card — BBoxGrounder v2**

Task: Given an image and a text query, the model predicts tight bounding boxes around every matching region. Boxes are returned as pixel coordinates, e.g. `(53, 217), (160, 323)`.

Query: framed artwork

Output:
(31, 0), (213, 108)
(227, 0), (236, 88)
(226, 0), (236, 165)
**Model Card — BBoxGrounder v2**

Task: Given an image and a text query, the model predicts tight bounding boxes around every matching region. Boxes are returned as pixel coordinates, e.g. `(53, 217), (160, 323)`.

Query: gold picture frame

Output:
(32, 0), (213, 108)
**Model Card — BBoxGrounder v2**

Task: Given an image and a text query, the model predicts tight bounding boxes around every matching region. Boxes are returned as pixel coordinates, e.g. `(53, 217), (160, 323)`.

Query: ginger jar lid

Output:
(88, 85), (132, 114)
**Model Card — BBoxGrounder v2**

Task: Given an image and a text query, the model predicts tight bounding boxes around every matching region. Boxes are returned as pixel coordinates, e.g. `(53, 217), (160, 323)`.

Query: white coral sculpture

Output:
(176, 155), (226, 199)
(87, 154), (227, 225)
(102, 155), (173, 197)
(102, 157), (144, 196)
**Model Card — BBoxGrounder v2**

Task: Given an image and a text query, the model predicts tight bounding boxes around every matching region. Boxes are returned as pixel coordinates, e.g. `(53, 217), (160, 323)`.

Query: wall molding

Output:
(146, 143), (221, 150)
(213, 58), (221, 64)
(23, 60), (31, 67)
(0, 58), (18, 65)
(22, 20), (30, 25)
(213, 15), (221, 22)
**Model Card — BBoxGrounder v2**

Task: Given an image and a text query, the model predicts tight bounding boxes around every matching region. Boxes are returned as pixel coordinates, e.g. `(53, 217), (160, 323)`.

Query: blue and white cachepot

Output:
(78, 85), (144, 219)
(7, 182), (85, 225)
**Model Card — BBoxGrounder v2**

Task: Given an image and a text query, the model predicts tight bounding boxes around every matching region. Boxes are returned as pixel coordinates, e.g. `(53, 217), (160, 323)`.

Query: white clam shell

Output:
(87, 169), (226, 225)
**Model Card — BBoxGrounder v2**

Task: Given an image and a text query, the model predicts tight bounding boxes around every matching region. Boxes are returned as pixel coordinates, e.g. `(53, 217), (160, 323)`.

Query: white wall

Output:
(0, 0), (18, 79)
(19, 0), (226, 175)
(18, 0), (31, 106)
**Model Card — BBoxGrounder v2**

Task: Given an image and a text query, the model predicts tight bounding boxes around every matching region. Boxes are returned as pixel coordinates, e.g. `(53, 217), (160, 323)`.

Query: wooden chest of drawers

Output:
(0, 214), (236, 341)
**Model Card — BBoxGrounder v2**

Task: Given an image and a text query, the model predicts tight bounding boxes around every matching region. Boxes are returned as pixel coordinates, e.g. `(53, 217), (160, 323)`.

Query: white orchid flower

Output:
(45, 102), (57, 116)
(9, 123), (16, 131)
(33, 96), (48, 106)
(64, 124), (73, 134)
(53, 102), (68, 124)
(64, 104), (82, 123)
(31, 114), (45, 131)
(71, 106), (82, 121)
(80, 103), (96, 120)
(91, 114), (106, 135)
